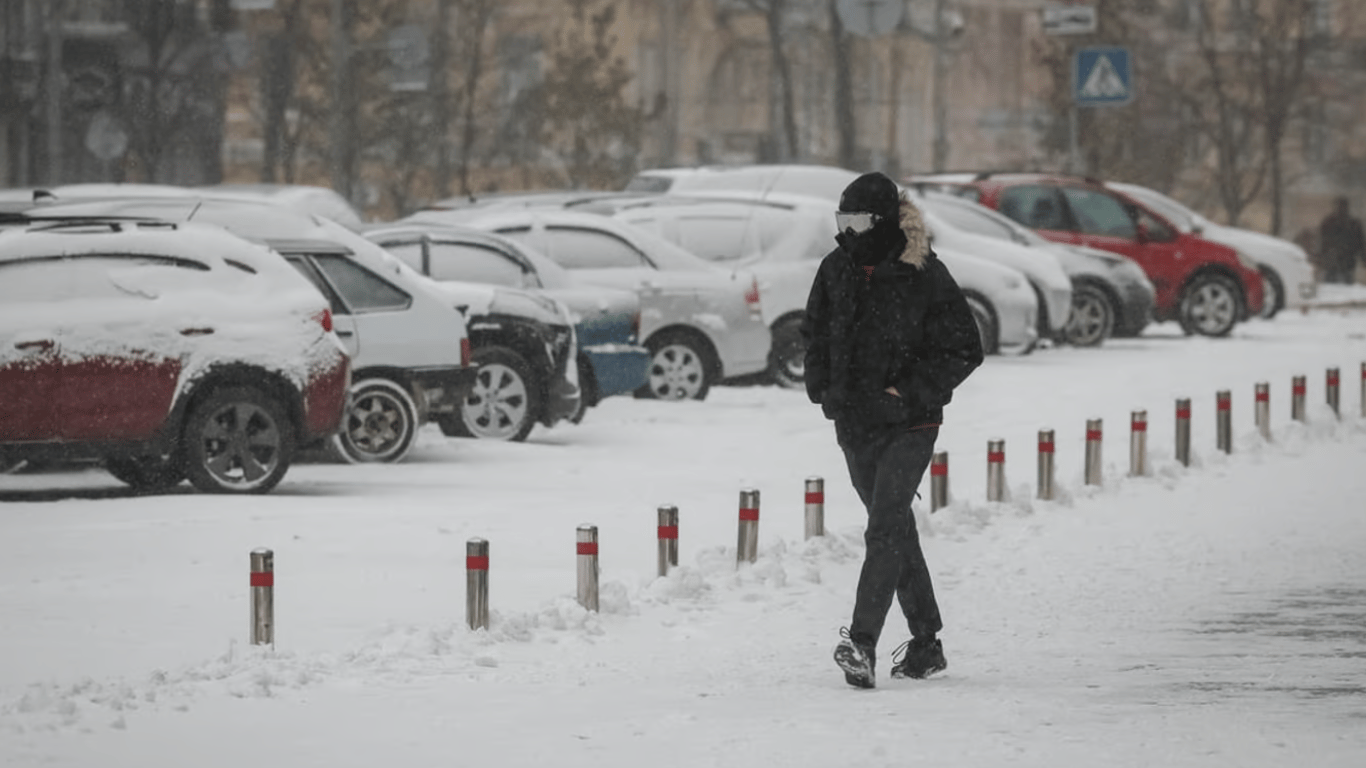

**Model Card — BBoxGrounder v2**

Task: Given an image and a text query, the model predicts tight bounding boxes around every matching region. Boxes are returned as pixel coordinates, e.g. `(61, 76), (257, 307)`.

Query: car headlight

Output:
(1234, 250), (1261, 272)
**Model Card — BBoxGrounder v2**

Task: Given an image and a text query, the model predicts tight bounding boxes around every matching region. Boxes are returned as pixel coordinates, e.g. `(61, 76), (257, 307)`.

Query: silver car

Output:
(410, 208), (771, 400)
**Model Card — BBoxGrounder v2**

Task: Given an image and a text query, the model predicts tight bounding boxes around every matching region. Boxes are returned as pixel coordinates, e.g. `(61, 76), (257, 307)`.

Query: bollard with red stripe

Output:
(657, 505), (678, 577)
(1130, 410), (1148, 477)
(250, 548), (274, 647)
(1255, 382), (1271, 440)
(466, 538), (489, 630)
(736, 489), (760, 566)
(804, 477), (824, 540)
(930, 451), (949, 512)
(1175, 399), (1191, 467)
(1084, 419), (1103, 486)
(1037, 430), (1055, 501)
(1291, 375), (1307, 422)
(1216, 390), (1232, 454)
(1327, 368), (1340, 418)
(577, 525), (599, 611)
(986, 439), (1006, 502)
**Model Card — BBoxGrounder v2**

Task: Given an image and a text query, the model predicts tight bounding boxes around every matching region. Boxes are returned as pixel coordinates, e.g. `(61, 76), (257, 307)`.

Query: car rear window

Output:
(311, 253), (413, 313)
(543, 227), (651, 269)
(999, 185), (1070, 231)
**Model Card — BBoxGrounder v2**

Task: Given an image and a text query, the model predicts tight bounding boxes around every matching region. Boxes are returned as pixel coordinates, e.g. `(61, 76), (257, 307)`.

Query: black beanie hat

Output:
(838, 171), (900, 222)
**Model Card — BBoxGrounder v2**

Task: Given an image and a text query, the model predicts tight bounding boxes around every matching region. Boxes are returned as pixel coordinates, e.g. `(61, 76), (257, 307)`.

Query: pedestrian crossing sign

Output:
(1074, 47), (1132, 106)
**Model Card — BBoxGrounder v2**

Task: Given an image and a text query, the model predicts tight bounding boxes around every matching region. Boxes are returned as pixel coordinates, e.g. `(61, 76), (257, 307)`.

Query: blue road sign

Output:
(1074, 47), (1132, 106)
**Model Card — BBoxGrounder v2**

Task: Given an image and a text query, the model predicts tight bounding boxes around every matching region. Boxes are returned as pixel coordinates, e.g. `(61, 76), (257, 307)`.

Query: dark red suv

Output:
(0, 218), (350, 493)
(911, 173), (1264, 337)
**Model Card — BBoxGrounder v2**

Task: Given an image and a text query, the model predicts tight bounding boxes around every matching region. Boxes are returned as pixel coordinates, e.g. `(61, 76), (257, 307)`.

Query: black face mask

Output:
(838, 217), (905, 268)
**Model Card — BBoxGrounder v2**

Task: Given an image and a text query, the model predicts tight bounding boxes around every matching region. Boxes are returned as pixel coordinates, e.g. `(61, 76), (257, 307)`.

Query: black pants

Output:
(840, 425), (942, 647)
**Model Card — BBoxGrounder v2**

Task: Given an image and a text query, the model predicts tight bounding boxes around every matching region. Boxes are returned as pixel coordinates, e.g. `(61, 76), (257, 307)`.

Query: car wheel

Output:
(105, 454), (185, 491)
(963, 292), (999, 356)
(1258, 268), (1283, 319)
(1178, 273), (1243, 337)
(446, 346), (542, 441)
(1063, 283), (1114, 347)
(183, 386), (293, 494)
(329, 378), (419, 463)
(767, 316), (806, 389)
(639, 330), (713, 400)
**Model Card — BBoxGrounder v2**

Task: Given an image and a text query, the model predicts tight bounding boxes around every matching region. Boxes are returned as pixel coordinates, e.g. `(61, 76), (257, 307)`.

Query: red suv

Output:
(913, 173), (1264, 337)
(0, 218), (350, 493)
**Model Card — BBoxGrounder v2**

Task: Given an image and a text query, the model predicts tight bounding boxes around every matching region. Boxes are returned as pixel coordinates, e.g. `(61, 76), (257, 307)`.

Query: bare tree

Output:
(452, 0), (496, 197)
(742, 0), (799, 161)
(827, 0), (856, 169)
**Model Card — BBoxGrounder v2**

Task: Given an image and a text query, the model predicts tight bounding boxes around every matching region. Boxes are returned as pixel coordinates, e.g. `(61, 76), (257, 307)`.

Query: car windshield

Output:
(1114, 185), (1196, 233)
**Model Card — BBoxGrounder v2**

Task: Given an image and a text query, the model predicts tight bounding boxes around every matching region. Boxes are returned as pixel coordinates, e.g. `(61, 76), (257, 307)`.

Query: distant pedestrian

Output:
(1318, 197), (1365, 284)
(800, 172), (984, 689)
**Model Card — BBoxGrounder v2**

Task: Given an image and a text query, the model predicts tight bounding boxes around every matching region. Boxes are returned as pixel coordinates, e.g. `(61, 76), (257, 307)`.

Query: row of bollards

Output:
(246, 365), (1366, 645)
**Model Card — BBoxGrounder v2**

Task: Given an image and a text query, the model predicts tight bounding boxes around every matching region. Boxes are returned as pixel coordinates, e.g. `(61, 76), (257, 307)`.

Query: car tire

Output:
(963, 292), (999, 356)
(1258, 267), (1283, 319)
(183, 386), (293, 494)
(329, 378), (419, 464)
(1178, 273), (1244, 337)
(638, 329), (713, 401)
(1063, 283), (1114, 347)
(767, 315), (806, 389)
(105, 454), (185, 491)
(444, 346), (542, 441)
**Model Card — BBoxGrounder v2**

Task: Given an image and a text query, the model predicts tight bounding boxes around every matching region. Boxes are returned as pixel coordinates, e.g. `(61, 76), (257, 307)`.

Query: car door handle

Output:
(335, 328), (355, 337)
(179, 327), (215, 336)
(14, 339), (53, 351)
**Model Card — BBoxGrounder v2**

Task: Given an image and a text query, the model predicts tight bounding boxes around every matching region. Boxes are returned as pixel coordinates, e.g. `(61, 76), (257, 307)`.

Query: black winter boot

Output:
(833, 627), (877, 689)
(890, 636), (947, 680)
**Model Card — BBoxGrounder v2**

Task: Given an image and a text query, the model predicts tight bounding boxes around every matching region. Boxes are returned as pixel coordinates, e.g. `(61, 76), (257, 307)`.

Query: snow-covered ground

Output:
(3, 312), (1366, 767)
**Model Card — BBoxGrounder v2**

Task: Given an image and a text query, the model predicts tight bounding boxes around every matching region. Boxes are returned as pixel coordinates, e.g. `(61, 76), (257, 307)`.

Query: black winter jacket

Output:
(800, 198), (984, 444)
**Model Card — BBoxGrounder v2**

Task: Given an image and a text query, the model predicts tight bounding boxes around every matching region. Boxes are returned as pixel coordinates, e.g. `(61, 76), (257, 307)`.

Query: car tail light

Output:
(314, 308), (333, 333)
(460, 337), (472, 367)
(631, 310), (641, 339)
(744, 276), (761, 313)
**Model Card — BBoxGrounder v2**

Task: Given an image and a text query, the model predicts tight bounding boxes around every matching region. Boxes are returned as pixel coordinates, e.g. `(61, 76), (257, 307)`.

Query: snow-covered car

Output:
(409, 208), (770, 401)
(1106, 181), (1315, 318)
(22, 197), (480, 462)
(363, 223), (650, 424)
(626, 164), (857, 201)
(909, 189), (1156, 345)
(197, 183), (366, 231)
(0, 217), (350, 494)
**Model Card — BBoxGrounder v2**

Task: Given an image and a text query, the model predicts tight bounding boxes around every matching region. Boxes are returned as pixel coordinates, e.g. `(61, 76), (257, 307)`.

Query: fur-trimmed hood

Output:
(897, 191), (930, 270)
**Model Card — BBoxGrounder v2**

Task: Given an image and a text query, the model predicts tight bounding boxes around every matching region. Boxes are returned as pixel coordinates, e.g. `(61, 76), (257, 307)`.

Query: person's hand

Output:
(885, 386), (899, 397)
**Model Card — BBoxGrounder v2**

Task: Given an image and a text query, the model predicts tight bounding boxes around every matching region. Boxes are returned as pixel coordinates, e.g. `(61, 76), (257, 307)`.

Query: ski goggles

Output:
(835, 211), (882, 237)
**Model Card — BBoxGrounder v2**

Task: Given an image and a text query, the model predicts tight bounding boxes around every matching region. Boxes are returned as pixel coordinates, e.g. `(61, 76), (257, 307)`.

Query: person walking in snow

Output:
(1318, 196), (1365, 285)
(800, 171), (984, 689)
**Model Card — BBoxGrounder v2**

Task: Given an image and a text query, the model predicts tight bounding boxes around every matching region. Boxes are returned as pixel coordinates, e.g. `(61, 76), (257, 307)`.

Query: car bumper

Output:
(410, 365), (479, 419)
(712, 314), (772, 378)
(1116, 279), (1156, 335)
(583, 344), (651, 401)
(302, 355), (352, 441)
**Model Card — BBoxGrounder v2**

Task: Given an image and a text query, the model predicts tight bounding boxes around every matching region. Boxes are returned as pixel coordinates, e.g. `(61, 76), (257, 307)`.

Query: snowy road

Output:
(3, 311), (1366, 767)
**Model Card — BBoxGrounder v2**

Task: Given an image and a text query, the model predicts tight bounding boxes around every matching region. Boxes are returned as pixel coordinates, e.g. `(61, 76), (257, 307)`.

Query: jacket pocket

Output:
(864, 391), (910, 425)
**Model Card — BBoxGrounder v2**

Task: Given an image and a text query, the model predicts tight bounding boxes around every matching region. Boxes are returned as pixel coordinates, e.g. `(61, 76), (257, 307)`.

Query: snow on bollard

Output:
(1175, 399), (1191, 468)
(1216, 390), (1232, 454)
(736, 489), (760, 566)
(1327, 368), (1340, 419)
(1292, 376), (1307, 422)
(986, 439), (1006, 502)
(804, 477), (824, 539)
(249, 548), (274, 647)
(1130, 410), (1148, 477)
(930, 451), (949, 512)
(466, 538), (489, 631)
(1255, 382), (1271, 440)
(1037, 430), (1055, 501)
(657, 505), (678, 577)
(1084, 419), (1103, 486)
(576, 525), (599, 612)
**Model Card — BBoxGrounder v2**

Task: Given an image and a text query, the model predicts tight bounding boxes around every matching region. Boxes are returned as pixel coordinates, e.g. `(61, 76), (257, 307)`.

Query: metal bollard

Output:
(466, 538), (489, 631)
(576, 525), (599, 612)
(986, 439), (1006, 502)
(1216, 390), (1232, 453)
(1361, 362), (1365, 419)
(1175, 399), (1191, 467)
(1327, 368), (1340, 419)
(930, 452), (949, 512)
(1084, 419), (1103, 486)
(804, 477), (824, 539)
(1291, 376), (1306, 422)
(1129, 410), (1148, 477)
(657, 505), (678, 577)
(1255, 382), (1271, 440)
(736, 488), (759, 566)
(1037, 429), (1055, 501)
(250, 548), (274, 647)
